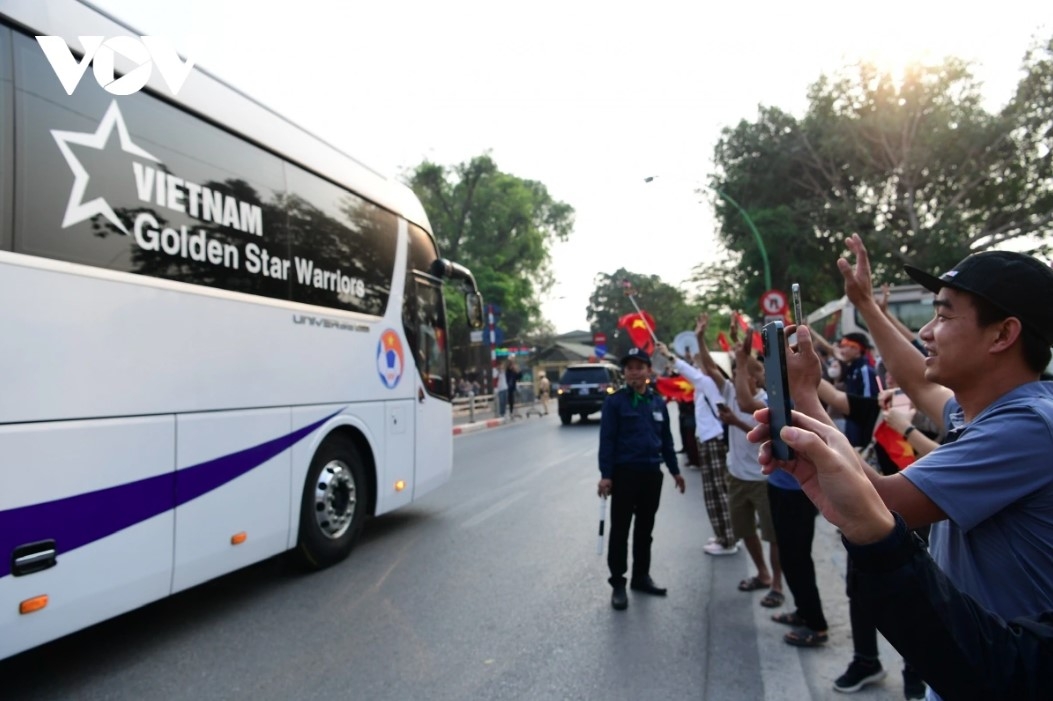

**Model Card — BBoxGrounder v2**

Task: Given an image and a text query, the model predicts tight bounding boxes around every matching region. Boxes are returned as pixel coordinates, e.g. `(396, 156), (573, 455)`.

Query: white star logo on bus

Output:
(51, 100), (159, 234)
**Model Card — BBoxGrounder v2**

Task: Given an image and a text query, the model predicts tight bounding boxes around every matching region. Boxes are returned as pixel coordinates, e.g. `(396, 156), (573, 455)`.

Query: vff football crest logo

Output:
(377, 329), (405, 389)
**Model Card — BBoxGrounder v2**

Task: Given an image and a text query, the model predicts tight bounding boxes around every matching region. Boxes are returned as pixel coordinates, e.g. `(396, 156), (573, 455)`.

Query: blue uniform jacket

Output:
(598, 386), (680, 479)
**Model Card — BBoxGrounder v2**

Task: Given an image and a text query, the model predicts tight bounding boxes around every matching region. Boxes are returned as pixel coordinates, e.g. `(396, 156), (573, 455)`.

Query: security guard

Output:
(598, 347), (686, 610)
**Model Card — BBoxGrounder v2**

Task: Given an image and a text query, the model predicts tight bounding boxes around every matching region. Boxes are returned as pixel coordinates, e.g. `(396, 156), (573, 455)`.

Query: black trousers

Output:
(768, 483), (828, 631)
(607, 467), (663, 588)
(848, 523), (931, 664)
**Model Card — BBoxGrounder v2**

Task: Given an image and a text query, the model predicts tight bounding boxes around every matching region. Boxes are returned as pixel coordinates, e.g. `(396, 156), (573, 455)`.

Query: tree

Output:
(1003, 34), (1053, 256)
(705, 37), (1053, 314)
(708, 105), (843, 314)
(586, 270), (695, 357)
(407, 154), (574, 372)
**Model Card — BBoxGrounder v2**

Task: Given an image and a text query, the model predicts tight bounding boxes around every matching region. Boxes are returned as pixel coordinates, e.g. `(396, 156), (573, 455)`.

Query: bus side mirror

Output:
(466, 292), (484, 329)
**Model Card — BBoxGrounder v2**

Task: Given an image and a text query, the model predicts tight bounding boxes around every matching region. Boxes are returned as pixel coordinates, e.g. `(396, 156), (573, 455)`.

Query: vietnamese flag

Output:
(732, 312), (764, 354)
(716, 331), (731, 352)
(873, 421), (916, 470)
(618, 311), (656, 355)
(656, 376), (694, 402)
(750, 330), (764, 354)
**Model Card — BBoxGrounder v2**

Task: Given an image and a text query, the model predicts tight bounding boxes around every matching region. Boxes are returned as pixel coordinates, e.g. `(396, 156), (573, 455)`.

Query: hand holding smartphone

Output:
(762, 320), (794, 461)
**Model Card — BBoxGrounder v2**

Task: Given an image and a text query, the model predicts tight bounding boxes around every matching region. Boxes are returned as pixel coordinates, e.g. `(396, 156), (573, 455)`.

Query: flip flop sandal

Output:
(771, 611), (806, 626)
(738, 576), (769, 592)
(760, 590), (785, 608)
(783, 627), (828, 647)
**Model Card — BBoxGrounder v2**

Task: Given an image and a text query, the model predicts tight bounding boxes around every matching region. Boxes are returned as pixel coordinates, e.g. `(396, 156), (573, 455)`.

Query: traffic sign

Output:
(760, 289), (788, 316)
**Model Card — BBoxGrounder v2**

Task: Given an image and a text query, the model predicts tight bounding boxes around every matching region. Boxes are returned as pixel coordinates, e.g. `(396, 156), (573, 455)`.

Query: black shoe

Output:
(902, 672), (926, 699)
(834, 659), (885, 692)
(611, 586), (628, 610)
(629, 576), (668, 596)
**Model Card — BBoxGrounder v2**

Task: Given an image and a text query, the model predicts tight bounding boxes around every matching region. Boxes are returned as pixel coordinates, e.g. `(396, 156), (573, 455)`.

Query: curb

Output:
(452, 418), (506, 435)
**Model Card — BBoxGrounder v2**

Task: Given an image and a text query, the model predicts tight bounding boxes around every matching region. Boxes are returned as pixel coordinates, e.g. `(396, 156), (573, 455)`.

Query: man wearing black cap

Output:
(784, 234), (1053, 700)
(597, 347), (686, 610)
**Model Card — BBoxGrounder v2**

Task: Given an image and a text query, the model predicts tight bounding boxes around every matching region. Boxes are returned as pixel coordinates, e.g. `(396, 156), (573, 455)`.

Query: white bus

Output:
(0, 0), (482, 659)
(806, 284), (934, 345)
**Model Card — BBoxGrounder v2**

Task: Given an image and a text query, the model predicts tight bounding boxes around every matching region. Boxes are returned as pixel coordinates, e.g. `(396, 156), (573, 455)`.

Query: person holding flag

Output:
(657, 313), (738, 557)
(655, 367), (701, 470)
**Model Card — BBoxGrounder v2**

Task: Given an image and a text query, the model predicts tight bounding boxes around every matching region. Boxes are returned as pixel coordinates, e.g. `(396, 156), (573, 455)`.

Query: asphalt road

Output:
(0, 412), (911, 700)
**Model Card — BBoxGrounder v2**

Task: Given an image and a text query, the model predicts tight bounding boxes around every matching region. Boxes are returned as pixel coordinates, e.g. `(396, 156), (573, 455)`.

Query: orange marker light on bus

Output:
(231, 532), (248, 545)
(395, 480), (406, 492)
(19, 595), (48, 615)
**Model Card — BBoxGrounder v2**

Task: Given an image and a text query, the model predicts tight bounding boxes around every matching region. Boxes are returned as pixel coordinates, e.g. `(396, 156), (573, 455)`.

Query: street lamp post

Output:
(643, 176), (772, 293)
(711, 188), (772, 293)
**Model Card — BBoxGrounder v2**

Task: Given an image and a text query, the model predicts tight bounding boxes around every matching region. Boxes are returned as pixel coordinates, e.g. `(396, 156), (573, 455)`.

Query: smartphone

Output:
(762, 320), (794, 461)
(791, 283), (803, 326)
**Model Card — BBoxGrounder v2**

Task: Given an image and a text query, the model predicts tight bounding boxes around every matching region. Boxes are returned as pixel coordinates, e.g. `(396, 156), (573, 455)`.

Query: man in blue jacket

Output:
(597, 347), (686, 610)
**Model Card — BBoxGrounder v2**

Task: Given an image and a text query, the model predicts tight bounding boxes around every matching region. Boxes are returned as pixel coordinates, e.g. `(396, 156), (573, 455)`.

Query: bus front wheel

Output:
(295, 435), (367, 570)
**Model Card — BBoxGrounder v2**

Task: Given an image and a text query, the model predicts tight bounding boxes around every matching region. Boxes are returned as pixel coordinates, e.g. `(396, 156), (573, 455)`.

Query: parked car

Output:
(556, 363), (624, 424)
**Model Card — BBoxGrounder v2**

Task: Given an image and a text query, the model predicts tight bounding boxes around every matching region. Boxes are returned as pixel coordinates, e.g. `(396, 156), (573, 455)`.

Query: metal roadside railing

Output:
(452, 388), (547, 424)
(451, 393), (495, 424)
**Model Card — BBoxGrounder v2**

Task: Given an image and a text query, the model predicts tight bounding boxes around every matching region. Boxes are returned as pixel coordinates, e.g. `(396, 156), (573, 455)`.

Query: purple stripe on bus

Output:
(0, 410), (340, 579)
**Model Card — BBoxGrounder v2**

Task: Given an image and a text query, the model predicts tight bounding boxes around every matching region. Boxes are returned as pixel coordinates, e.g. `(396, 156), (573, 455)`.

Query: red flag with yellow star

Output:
(873, 420), (916, 470)
(655, 376), (694, 402)
(617, 311), (656, 355)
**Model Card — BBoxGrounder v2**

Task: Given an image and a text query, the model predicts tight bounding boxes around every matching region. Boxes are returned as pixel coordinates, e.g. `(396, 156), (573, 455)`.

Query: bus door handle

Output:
(12, 540), (57, 576)
(418, 387), (426, 403)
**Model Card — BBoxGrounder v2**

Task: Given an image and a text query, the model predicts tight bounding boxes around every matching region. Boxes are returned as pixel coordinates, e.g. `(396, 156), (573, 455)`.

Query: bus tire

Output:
(559, 411), (572, 425)
(295, 435), (367, 570)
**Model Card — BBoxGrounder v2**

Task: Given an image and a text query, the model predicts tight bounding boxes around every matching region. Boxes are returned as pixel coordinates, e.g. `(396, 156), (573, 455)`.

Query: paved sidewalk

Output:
(451, 416), (505, 435)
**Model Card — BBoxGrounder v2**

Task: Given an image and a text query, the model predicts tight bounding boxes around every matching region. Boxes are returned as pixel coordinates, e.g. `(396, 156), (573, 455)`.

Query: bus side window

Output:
(403, 275), (450, 399)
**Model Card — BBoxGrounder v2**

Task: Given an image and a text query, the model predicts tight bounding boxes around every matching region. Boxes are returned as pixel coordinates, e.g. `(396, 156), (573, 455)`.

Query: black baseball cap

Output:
(905, 251), (1053, 345)
(620, 347), (652, 367)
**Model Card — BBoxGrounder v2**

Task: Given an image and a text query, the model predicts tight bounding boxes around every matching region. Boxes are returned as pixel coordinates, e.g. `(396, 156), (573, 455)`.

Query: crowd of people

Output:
(596, 233), (1053, 700)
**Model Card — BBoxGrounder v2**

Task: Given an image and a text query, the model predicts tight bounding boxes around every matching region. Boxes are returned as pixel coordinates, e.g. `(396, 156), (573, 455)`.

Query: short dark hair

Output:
(971, 293), (1052, 374)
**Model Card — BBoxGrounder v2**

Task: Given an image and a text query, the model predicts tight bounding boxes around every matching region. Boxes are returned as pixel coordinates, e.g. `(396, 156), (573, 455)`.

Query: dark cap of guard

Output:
(620, 347), (652, 367)
(904, 251), (1053, 345)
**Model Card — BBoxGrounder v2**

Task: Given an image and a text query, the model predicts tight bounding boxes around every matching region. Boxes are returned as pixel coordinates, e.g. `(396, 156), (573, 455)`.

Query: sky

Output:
(92, 0), (1050, 333)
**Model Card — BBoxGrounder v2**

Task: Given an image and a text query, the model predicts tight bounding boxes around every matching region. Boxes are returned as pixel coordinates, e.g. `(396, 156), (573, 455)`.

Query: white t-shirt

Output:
(672, 358), (725, 442)
(722, 381), (766, 481)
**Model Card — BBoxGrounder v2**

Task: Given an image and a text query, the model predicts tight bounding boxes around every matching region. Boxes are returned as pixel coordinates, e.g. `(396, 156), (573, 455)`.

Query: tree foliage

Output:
(705, 35), (1053, 315)
(586, 270), (696, 357)
(406, 154), (574, 370)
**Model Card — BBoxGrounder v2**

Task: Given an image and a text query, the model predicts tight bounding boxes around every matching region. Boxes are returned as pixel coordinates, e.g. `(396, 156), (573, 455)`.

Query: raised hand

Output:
(837, 234), (876, 308)
(785, 325), (823, 403)
(695, 313), (709, 335)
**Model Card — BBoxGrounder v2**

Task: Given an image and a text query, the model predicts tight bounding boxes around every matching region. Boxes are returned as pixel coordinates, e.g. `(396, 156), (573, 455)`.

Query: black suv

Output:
(556, 363), (624, 425)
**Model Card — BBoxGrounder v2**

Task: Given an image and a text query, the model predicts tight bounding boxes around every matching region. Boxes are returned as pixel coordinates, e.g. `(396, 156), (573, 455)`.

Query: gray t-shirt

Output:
(903, 381), (1053, 620)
